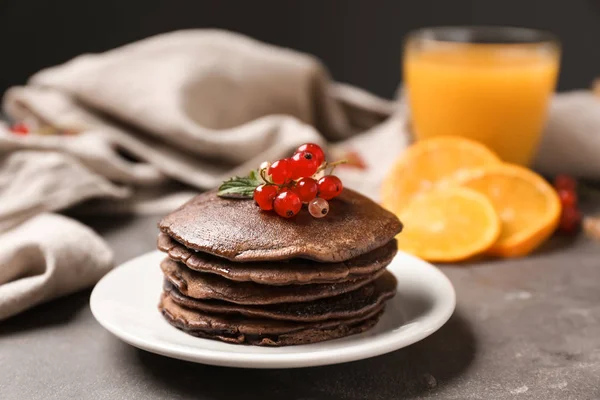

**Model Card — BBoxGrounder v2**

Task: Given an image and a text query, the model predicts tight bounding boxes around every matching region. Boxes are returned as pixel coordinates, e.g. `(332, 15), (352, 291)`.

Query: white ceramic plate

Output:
(90, 250), (455, 369)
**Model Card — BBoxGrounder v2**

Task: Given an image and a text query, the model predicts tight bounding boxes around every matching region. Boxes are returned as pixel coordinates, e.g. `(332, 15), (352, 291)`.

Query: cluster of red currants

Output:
(253, 143), (343, 218)
(554, 174), (581, 234)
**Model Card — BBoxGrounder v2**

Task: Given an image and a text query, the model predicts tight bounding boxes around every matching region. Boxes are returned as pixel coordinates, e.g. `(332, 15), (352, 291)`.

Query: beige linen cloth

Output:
(1, 29), (599, 320)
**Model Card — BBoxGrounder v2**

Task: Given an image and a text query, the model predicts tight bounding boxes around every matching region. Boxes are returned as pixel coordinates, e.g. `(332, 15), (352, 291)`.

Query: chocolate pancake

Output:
(159, 188), (402, 263)
(159, 294), (385, 346)
(158, 233), (397, 285)
(163, 270), (396, 322)
(160, 257), (384, 305)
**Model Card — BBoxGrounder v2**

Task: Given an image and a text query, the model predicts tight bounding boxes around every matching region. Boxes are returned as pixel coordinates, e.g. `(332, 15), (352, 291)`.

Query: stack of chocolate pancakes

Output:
(157, 188), (403, 346)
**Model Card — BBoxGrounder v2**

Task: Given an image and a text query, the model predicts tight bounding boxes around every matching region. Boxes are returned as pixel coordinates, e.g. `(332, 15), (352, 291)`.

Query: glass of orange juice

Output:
(404, 27), (560, 165)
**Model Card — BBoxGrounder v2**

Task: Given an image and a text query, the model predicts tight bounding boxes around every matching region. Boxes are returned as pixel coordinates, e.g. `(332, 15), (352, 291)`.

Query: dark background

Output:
(1, 0), (599, 98)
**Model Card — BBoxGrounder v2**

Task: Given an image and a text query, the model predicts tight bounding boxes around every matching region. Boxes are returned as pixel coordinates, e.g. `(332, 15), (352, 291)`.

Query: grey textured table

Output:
(1, 213), (600, 400)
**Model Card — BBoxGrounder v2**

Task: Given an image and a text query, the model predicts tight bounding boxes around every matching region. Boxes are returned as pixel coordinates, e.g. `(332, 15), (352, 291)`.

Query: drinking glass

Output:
(404, 26), (560, 165)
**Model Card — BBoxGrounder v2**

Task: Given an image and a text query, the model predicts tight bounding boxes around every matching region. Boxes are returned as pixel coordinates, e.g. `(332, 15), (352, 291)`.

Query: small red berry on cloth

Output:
(10, 122), (29, 135)
(336, 149), (367, 170)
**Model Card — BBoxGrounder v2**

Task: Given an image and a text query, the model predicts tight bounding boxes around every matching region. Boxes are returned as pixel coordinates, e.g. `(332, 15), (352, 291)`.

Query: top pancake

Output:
(159, 188), (402, 262)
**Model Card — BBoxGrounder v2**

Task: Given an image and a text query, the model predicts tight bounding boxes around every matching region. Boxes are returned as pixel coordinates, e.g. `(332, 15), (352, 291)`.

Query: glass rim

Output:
(407, 26), (559, 45)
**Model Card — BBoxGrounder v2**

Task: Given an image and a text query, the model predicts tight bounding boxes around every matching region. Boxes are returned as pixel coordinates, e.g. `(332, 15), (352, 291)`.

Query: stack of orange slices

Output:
(381, 136), (561, 262)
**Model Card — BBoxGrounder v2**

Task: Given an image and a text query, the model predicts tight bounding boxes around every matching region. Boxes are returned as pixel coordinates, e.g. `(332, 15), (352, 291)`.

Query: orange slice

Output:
(458, 164), (561, 257)
(381, 136), (501, 214)
(395, 187), (501, 262)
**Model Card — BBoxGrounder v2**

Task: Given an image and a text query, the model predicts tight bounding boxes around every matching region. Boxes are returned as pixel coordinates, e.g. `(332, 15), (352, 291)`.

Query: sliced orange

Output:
(395, 187), (501, 262)
(458, 164), (561, 257)
(381, 136), (501, 214)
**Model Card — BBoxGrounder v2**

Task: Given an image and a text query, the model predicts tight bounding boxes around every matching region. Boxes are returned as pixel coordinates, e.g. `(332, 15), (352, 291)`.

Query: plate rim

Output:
(90, 250), (456, 369)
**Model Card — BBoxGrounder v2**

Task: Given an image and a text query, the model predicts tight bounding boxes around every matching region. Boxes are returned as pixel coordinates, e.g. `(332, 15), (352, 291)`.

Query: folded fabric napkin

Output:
(0, 213), (114, 320)
(535, 91), (600, 179)
(2, 29), (600, 320)
(3, 29), (393, 191)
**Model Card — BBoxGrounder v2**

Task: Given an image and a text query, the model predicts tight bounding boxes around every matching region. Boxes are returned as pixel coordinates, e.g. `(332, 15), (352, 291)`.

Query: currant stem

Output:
(260, 167), (291, 188)
(260, 168), (273, 184)
(315, 159), (348, 176)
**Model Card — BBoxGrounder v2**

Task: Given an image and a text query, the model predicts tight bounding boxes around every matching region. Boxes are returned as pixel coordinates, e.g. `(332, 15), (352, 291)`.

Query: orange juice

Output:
(405, 42), (559, 165)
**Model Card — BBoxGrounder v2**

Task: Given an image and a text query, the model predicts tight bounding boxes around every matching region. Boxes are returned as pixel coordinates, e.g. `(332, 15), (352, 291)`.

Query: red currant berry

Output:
(293, 177), (318, 202)
(10, 122), (29, 135)
(318, 175), (343, 200)
(296, 143), (325, 166)
(559, 206), (582, 234)
(253, 184), (279, 211)
(308, 197), (330, 218)
(277, 187), (291, 198)
(290, 151), (319, 179)
(268, 158), (292, 184)
(554, 174), (577, 191)
(558, 189), (577, 208)
(273, 190), (302, 218)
